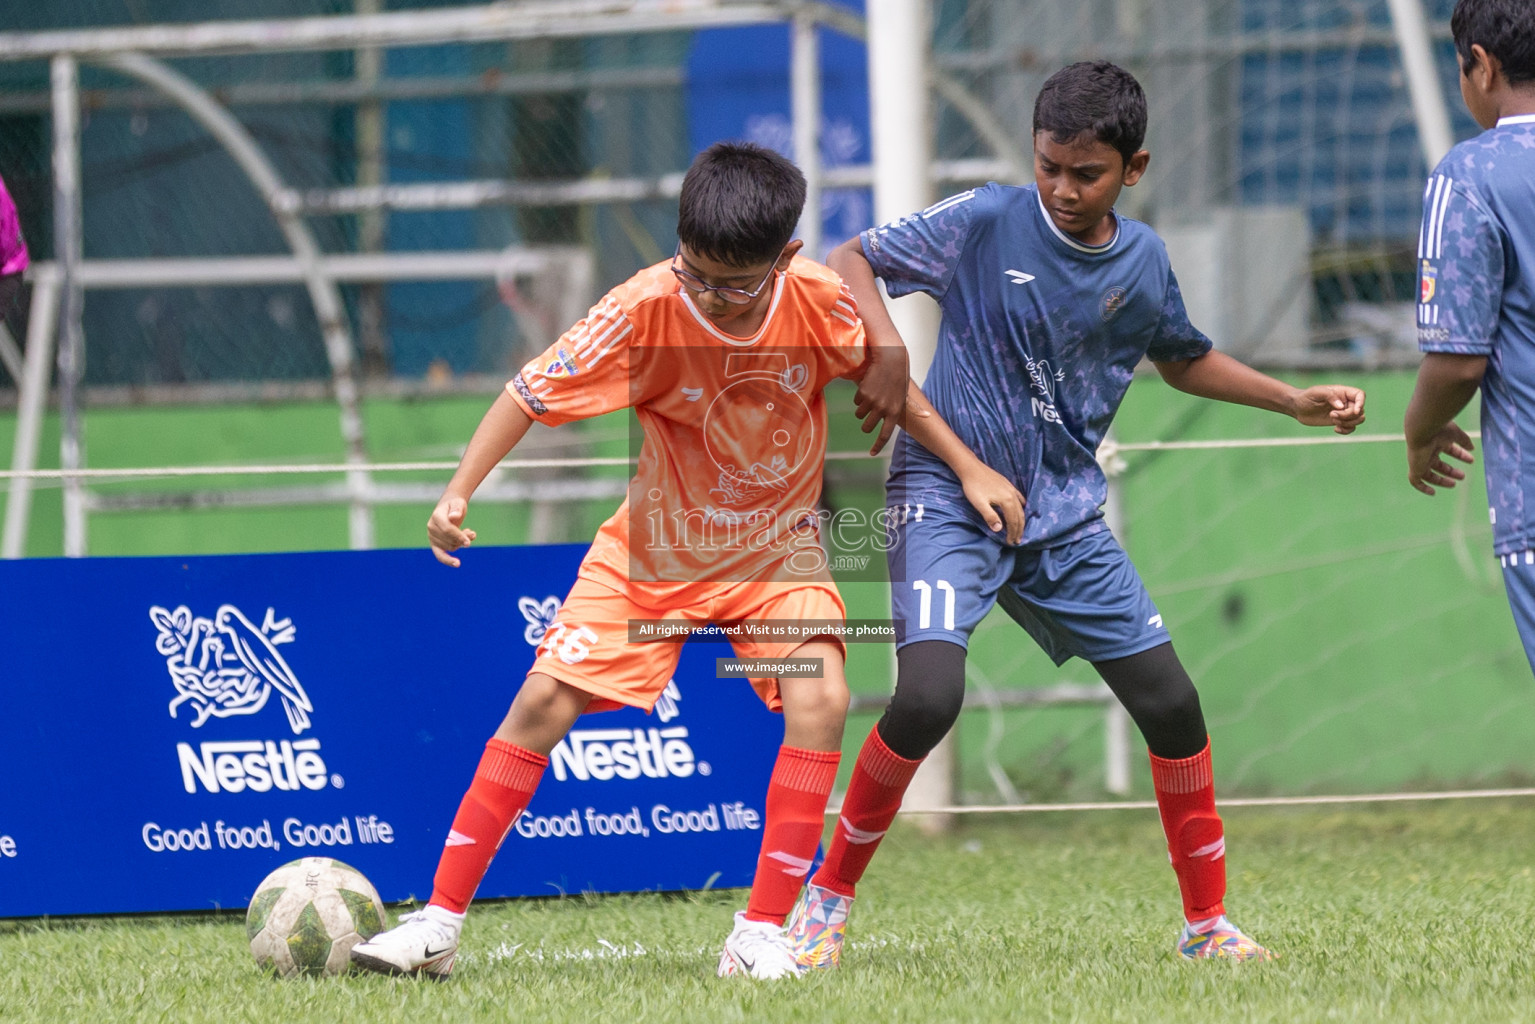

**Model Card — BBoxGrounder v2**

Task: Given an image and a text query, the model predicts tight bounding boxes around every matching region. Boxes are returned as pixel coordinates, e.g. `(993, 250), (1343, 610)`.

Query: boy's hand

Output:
(1407, 422), (1476, 496)
(1293, 385), (1367, 434)
(959, 463), (1026, 545)
(855, 344), (910, 455)
(428, 495), (477, 567)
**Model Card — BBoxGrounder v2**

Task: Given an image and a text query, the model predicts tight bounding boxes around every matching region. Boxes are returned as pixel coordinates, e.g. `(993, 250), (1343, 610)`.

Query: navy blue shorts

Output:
(887, 505), (1170, 666)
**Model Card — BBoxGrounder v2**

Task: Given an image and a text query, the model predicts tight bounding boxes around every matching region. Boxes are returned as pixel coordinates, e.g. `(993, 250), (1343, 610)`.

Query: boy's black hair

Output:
(1452, 0), (1535, 85)
(676, 141), (805, 268)
(1032, 61), (1148, 164)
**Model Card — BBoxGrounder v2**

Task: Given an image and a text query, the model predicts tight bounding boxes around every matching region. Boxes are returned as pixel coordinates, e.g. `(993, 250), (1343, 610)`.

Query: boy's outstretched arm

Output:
(827, 236), (909, 455)
(428, 390), (536, 567)
(1403, 353), (1484, 496)
(1153, 349), (1367, 434)
(900, 380), (1026, 545)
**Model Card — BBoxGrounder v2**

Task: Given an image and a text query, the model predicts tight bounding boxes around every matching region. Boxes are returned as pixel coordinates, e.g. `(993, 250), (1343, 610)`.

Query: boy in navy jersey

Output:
(1406, 0), (1535, 666)
(787, 61), (1367, 965)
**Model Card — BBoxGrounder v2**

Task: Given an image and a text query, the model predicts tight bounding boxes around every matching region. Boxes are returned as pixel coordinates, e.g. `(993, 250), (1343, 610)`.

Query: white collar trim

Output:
(1035, 187), (1120, 254)
(679, 270), (784, 346)
(1496, 114), (1535, 126)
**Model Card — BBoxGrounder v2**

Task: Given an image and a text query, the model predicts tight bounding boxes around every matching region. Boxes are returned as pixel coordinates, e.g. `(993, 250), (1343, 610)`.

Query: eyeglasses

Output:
(670, 243), (779, 305)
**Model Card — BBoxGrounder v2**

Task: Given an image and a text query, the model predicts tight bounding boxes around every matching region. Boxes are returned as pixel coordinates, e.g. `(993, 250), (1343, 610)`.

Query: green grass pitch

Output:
(6, 799), (1535, 1023)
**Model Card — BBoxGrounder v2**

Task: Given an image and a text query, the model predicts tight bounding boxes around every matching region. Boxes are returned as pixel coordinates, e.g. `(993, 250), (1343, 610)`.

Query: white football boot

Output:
(715, 910), (802, 980)
(350, 904), (464, 978)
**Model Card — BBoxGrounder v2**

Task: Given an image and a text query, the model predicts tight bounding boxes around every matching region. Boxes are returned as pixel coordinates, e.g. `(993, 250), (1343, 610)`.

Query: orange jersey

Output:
(506, 256), (867, 586)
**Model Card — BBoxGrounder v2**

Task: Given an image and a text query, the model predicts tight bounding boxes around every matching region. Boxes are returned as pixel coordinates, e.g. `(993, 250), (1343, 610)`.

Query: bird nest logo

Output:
(1026, 357), (1065, 401)
(150, 604), (313, 735)
(1026, 358), (1067, 426)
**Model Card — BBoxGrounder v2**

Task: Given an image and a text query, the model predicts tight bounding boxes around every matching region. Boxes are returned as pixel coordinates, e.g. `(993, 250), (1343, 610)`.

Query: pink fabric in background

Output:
(0, 174), (29, 277)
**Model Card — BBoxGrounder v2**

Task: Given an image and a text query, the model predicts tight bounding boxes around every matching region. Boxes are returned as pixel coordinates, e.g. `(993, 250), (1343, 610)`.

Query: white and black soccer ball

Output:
(246, 857), (385, 977)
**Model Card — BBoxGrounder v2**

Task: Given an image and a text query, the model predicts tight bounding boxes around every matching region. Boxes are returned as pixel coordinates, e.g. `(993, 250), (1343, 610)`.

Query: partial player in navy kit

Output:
(1405, 0), (1535, 666)
(786, 60), (1367, 967)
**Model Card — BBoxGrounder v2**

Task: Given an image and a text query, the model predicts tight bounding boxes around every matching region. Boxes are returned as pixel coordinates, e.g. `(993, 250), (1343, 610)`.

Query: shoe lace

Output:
(396, 909), (457, 946)
(735, 922), (794, 965)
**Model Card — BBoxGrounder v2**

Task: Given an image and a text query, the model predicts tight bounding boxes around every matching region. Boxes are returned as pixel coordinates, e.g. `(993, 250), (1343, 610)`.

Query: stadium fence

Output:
(3, 1), (1521, 811)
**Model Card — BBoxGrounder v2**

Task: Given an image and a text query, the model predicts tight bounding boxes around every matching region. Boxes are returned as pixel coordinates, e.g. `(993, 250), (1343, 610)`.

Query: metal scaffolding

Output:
(0, 2), (866, 556)
(0, 0), (1038, 558)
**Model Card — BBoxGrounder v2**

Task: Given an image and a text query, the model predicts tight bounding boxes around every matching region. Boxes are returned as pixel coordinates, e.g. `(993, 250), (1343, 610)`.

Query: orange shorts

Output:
(527, 572), (848, 714)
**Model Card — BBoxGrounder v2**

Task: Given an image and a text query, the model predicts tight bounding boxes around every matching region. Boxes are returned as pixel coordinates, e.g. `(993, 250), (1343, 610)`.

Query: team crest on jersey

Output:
(1100, 287), (1127, 322)
(1420, 260), (1437, 304)
(542, 348), (580, 379)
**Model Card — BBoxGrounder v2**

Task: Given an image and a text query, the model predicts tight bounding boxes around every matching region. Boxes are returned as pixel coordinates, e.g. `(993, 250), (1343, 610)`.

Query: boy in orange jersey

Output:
(351, 141), (905, 981)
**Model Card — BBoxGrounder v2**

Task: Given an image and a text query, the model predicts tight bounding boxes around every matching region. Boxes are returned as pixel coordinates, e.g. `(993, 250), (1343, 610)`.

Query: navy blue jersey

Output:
(863, 183), (1211, 548)
(1416, 115), (1535, 558)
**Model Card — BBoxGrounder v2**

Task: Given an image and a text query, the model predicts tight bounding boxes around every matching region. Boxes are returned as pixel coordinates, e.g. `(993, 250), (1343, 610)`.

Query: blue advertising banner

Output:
(686, 2), (872, 263)
(0, 546), (785, 917)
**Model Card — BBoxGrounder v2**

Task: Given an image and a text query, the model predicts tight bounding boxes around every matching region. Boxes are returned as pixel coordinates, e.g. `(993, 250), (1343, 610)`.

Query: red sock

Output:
(811, 726), (922, 898)
(1149, 739), (1226, 922)
(744, 746), (841, 925)
(428, 738), (548, 914)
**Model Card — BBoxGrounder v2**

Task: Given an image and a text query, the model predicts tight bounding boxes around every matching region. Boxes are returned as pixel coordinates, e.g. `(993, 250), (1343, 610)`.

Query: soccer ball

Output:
(246, 857), (385, 977)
